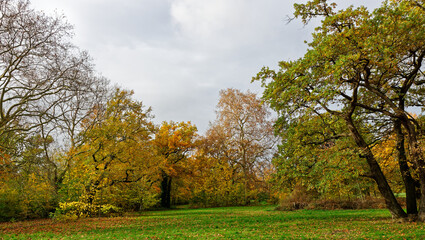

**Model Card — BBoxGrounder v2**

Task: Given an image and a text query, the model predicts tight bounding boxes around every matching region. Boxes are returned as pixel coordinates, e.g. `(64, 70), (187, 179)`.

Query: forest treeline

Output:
(2, 0), (425, 222)
(0, 0), (277, 221)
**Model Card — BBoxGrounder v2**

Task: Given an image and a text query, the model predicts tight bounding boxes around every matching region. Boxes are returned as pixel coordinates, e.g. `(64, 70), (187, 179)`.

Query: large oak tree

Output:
(255, 0), (425, 220)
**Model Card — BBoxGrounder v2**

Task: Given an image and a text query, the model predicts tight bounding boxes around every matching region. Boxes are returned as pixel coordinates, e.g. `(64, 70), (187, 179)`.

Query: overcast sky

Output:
(30, 0), (381, 133)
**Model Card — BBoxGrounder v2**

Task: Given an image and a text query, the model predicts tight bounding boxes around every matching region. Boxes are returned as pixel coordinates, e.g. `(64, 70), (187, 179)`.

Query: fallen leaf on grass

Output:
(0, 216), (137, 235)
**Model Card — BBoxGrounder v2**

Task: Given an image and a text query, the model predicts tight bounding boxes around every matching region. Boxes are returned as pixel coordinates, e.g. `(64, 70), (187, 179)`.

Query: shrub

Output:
(100, 204), (122, 217)
(0, 174), (56, 221)
(304, 197), (388, 210)
(277, 194), (391, 211)
(276, 185), (318, 211)
(51, 202), (123, 221)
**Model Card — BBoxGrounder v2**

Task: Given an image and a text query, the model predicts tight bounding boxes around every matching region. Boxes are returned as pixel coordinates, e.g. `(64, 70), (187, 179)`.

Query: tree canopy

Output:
(255, 0), (425, 221)
(4, 0), (425, 224)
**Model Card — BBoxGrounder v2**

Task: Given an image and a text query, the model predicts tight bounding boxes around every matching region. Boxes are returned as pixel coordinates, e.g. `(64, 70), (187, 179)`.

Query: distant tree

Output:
(206, 88), (277, 204)
(153, 121), (198, 208)
(187, 135), (250, 207)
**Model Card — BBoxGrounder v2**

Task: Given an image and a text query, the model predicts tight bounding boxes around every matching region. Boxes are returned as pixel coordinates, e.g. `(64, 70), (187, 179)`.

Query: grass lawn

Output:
(1, 205), (425, 239)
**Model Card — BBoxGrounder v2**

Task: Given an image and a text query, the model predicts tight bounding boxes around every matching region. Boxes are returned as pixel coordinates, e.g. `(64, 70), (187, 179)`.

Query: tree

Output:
(153, 121), (198, 208)
(206, 88), (277, 204)
(255, 0), (425, 220)
(0, 0), (104, 187)
(0, 0), (110, 220)
(188, 145), (246, 207)
(0, 0), (94, 139)
(46, 75), (109, 191)
(62, 88), (158, 210)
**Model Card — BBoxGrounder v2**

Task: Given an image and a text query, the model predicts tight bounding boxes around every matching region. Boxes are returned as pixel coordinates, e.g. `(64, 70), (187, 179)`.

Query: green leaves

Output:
(293, 0), (337, 24)
(256, 0), (425, 217)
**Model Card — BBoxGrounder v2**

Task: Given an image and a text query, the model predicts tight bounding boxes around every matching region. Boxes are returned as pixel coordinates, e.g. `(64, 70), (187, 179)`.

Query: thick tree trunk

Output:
(394, 120), (418, 215)
(405, 132), (425, 221)
(345, 117), (407, 219)
(160, 173), (172, 208)
(417, 169), (425, 221)
(398, 117), (425, 221)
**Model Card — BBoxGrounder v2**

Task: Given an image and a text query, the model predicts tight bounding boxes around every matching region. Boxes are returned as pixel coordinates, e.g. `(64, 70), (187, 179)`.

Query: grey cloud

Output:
(29, 0), (382, 133)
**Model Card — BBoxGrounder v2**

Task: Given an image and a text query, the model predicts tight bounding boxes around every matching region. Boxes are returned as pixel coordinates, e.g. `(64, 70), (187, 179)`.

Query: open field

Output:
(1, 205), (425, 239)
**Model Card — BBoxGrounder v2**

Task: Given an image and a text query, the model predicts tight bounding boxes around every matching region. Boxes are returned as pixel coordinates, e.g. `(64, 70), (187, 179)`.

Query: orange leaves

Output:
(154, 121), (197, 154)
(185, 88), (277, 206)
(153, 121), (198, 208)
(0, 151), (12, 180)
(154, 121), (198, 190)
(0, 215), (137, 235)
(154, 121), (198, 168)
(210, 88), (276, 184)
(371, 133), (405, 193)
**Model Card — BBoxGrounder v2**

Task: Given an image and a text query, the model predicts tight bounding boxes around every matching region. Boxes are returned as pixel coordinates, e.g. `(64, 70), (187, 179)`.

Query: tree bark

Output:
(403, 125), (425, 221)
(394, 119), (418, 215)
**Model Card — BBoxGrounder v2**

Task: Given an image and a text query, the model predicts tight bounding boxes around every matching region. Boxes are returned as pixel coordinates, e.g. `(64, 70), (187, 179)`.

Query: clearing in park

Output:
(1, 205), (425, 239)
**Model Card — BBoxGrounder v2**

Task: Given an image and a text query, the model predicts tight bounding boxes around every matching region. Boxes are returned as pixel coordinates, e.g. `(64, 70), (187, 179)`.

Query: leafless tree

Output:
(0, 0), (95, 139)
(0, 0), (112, 190)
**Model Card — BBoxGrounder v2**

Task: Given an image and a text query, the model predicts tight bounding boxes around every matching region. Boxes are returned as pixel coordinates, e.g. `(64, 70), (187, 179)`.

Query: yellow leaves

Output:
(155, 121), (198, 151)
(0, 172), (56, 219)
(187, 155), (245, 206)
(371, 134), (404, 192)
(60, 88), (159, 210)
(52, 202), (123, 221)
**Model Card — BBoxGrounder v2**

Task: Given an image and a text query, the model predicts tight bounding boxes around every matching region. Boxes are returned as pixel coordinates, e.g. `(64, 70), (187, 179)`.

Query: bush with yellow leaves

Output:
(51, 201), (122, 221)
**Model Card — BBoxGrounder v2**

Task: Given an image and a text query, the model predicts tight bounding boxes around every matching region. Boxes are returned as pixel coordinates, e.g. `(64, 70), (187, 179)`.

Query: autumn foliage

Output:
(4, 0), (425, 225)
(0, 83), (277, 221)
(255, 0), (425, 221)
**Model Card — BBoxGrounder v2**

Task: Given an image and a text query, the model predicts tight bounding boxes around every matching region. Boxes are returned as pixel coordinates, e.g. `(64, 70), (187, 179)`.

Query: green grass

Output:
(1, 205), (425, 239)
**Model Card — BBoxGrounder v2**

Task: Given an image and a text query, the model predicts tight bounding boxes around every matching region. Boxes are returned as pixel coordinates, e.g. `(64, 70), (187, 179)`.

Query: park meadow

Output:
(3, 0), (425, 239)
(2, 205), (425, 239)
